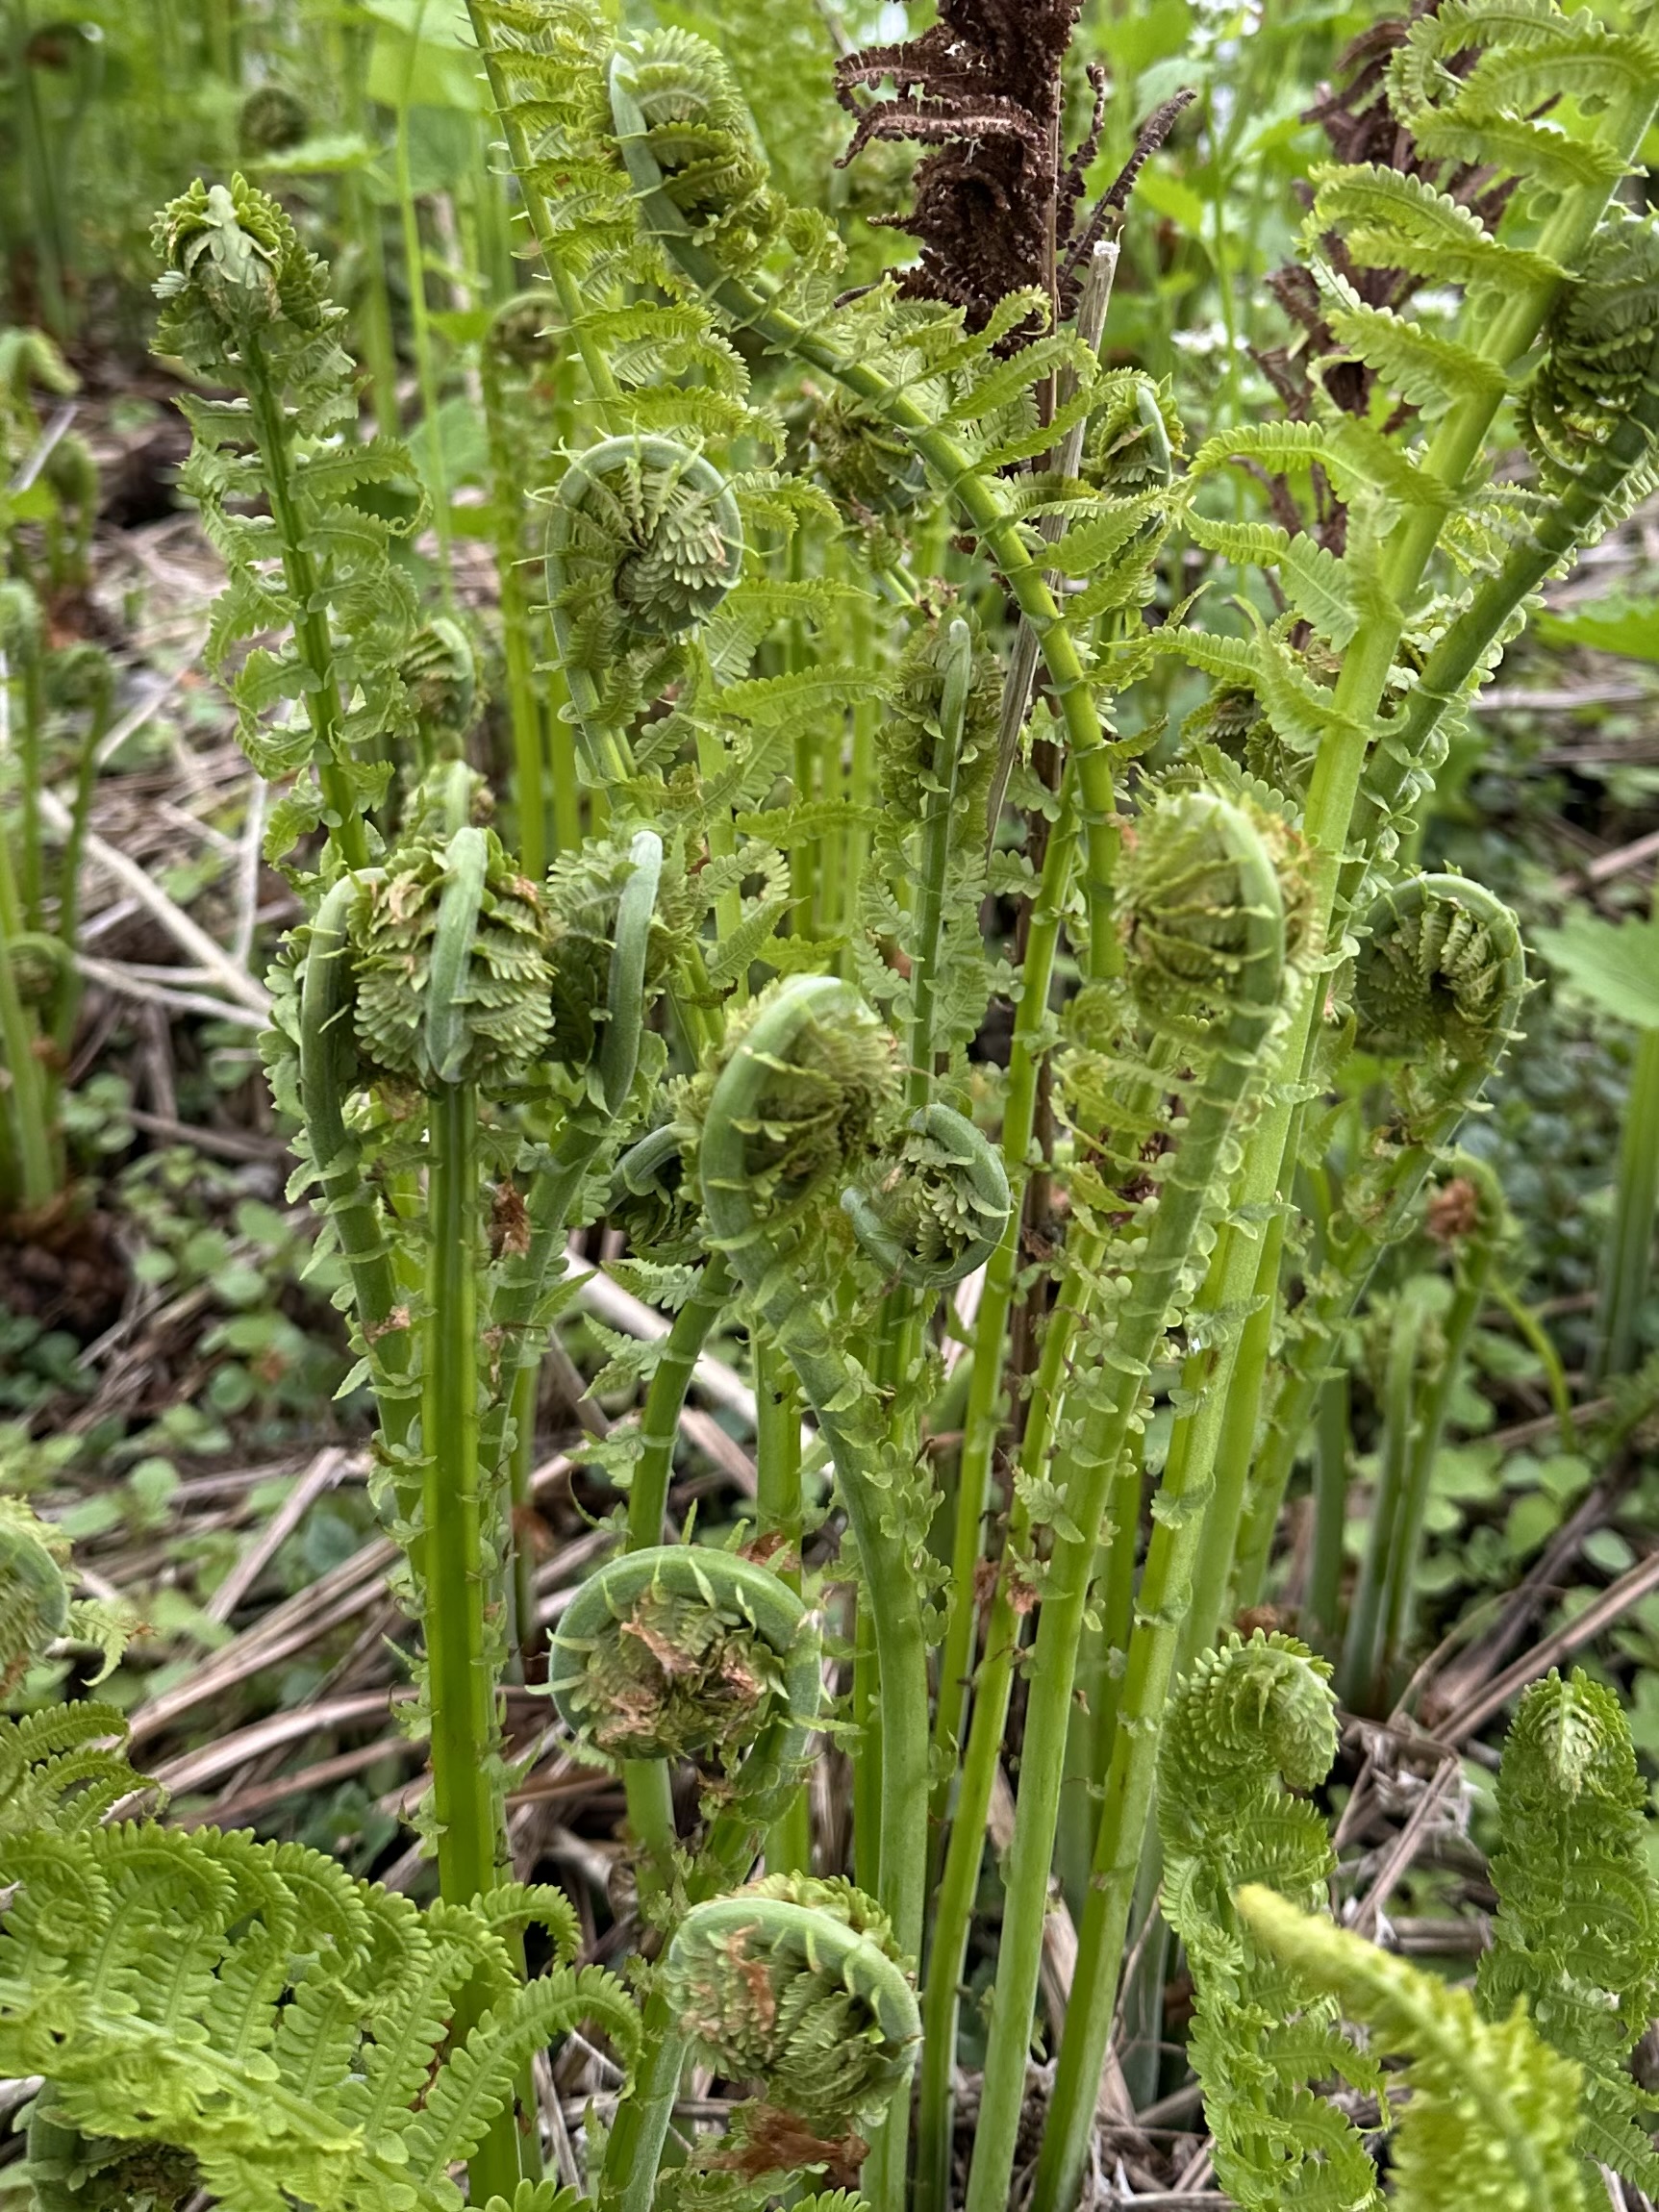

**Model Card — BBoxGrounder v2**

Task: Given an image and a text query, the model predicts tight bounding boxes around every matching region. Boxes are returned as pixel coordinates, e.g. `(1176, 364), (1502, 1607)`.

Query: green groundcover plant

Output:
(5, 0), (1659, 2207)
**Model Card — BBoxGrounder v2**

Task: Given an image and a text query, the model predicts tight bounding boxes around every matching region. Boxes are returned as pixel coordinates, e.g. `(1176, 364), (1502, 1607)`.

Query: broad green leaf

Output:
(1534, 911), (1659, 1029)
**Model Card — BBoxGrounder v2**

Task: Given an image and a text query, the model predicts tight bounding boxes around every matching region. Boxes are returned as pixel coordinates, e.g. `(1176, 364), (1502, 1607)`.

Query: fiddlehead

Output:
(348, 827), (555, 1092)
(842, 1106), (1011, 1291)
(1159, 1634), (1379, 2212)
(545, 433), (743, 779)
(0, 1498), (133, 1699)
(1238, 1885), (1589, 2212)
(611, 1874), (920, 2212)
(1348, 871), (1526, 1134)
(1478, 1668), (1659, 2199)
(547, 1545), (820, 1845)
(151, 176), (421, 871)
(607, 29), (782, 280)
(1232, 875), (1526, 1605)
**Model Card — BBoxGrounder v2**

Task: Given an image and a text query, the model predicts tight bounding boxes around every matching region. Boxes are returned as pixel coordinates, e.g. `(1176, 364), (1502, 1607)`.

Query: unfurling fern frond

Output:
(547, 1545), (820, 1822)
(348, 826), (555, 1092)
(1239, 1885), (1589, 2212)
(1349, 872), (1526, 1132)
(0, 1497), (138, 1697)
(1159, 1634), (1380, 2212)
(842, 1106), (1011, 1291)
(1521, 209), (1659, 507)
(0, 1704), (149, 1837)
(611, 30), (782, 280)
(1479, 1669), (1659, 2199)
(150, 177), (419, 864)
(611, 1875), (921, 2212)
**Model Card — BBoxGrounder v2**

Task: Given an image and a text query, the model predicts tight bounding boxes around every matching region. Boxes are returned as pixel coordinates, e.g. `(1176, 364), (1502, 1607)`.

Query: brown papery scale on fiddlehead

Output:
(557, 1582), (778, 1765)
(348, 829), (554, 1091)
(666, 1874), (917, 2137)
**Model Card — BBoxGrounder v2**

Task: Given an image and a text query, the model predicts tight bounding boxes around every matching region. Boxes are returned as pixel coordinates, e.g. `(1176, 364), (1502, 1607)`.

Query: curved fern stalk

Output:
(1349, 315), (1659, 901)
(1158, 1633), (1381, 2211)
(694, 974), (923, 2209)
(150, 175), (425, 874)
(474, 827), (666, 1499)
(1232, 875), (1527, 1612)
(1479, 1668), (1659, 2199)
(543, 432), (744, 786)
(1238, 1884), (1590, 2212)
(601, 1874), (921, 2212)
(966, 791), (1294, 2212)
(548, 1545), (821, 1890)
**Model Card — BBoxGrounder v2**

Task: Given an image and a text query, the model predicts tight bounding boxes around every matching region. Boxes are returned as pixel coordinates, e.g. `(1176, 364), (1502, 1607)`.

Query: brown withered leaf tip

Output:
(708, 2101), (868, 2188)
(838, 1), (1189, 336)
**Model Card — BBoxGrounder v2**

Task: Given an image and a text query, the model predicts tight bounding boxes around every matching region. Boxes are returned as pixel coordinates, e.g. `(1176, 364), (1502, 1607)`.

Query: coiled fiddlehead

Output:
(1239, 1885), (1589, 2212)
(842, 1106), (1011, 1291)
(1349, 871), (1526, 1127)
(1232, 875), (1526, 1606)
(547, 1546), (820, 1846)
(1478, 1669), (1659, 2199)
(545, 434), (742, 777)
(0, 1499), (133, 1700)
(610, 1874), (921, 2212)
(1159, 1634), (1379, 2212)
(1521, 208), (1659, 502)
(610, 30), (781, 280)
(349, 827), (554, 1092)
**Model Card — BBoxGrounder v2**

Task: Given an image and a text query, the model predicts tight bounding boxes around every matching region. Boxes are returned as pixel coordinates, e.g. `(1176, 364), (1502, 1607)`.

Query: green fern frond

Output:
(1159, 1634), (1380, 2212)
(1479, 1669), (1659, 2198)
(1308, 163), (1565, 293)
(1240, 1886), (1590, 2212)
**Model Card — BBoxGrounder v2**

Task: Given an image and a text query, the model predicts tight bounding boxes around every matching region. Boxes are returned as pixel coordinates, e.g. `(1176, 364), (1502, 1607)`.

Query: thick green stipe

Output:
(983, 790), (1293, 2212)
(547, 1546), (819, 1824)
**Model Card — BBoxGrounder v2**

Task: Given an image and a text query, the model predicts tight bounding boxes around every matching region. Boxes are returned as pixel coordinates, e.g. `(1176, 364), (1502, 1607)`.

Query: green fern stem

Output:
(915, 1220), (1107, 2212)
(0, 840), (54, 1211)
(620, 1247), (737, 1893)
(755, 1332), (810, 1875)
(242, 360), (370, 872)
(1339, 1275), (1438, 1713)
(1596, 1024), (1659, 1381)
(907, 616), (973, 1109)
(969, 796), (1290, 2212)
(422, 1081), (522, 2207)
(481, 326), (552, 880)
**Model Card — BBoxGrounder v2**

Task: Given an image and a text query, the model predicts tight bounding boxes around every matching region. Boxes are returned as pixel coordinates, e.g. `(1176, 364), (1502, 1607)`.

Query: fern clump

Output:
(1478, 1668), (1659, 2198)
(348, 829), (555, 1091)
(1159, 1635), (1381, 2212)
